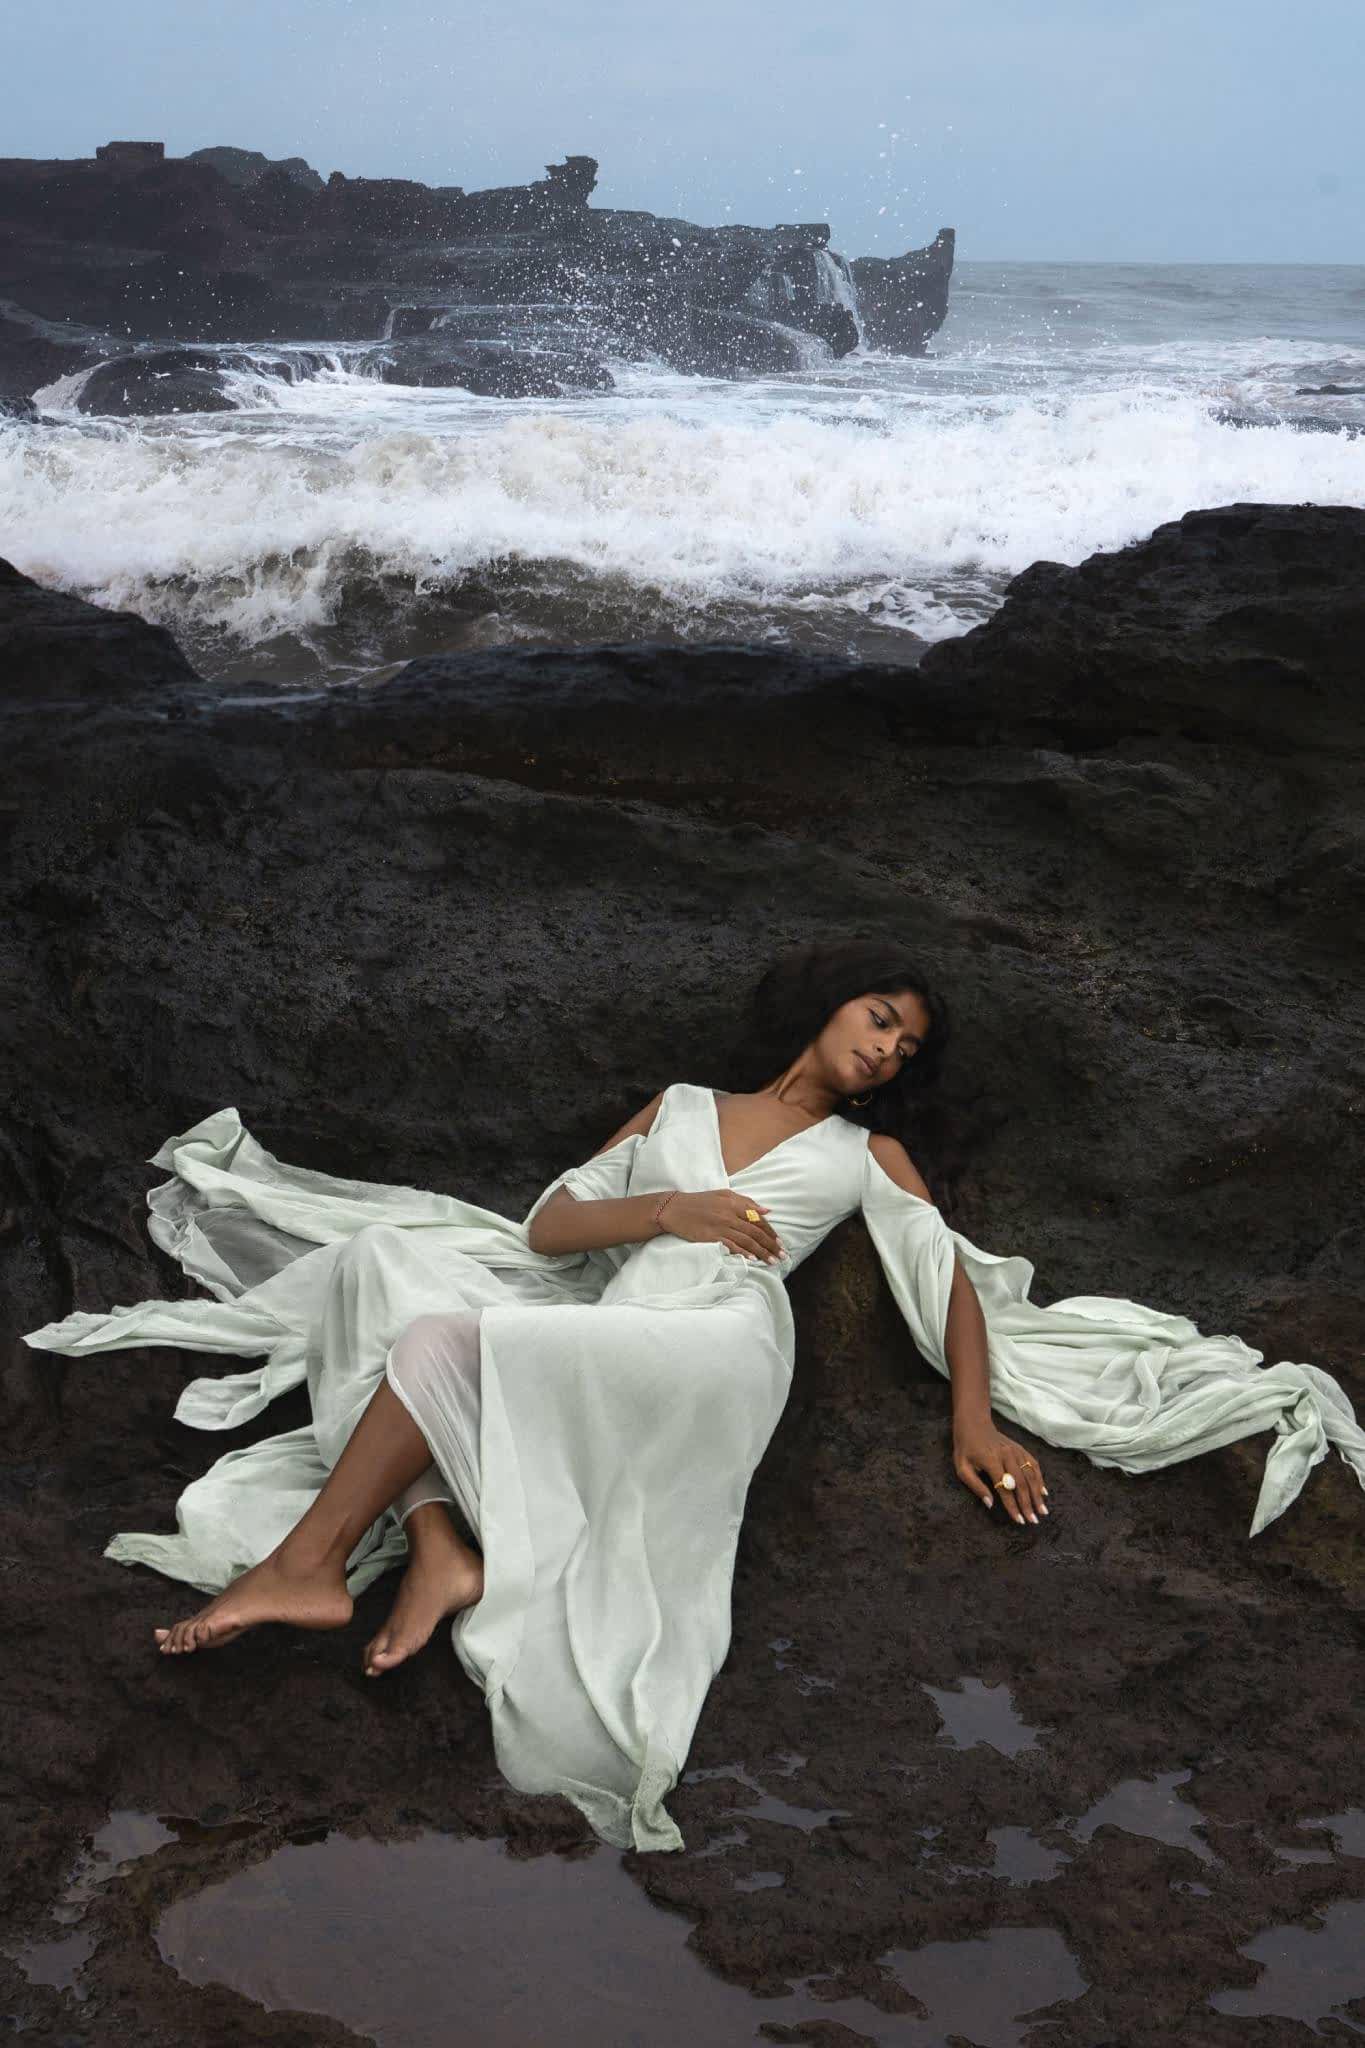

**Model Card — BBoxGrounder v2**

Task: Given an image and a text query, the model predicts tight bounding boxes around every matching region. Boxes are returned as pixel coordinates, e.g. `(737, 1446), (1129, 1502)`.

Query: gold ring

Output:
(992, 1474), (1016, 1491)
(1021, 1458), (1037, 1470)
(744, 1208), (761, 1223)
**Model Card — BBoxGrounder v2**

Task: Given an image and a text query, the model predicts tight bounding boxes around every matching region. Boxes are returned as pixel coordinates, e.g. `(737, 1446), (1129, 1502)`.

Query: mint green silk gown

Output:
(23, 1081), (1365, 1852)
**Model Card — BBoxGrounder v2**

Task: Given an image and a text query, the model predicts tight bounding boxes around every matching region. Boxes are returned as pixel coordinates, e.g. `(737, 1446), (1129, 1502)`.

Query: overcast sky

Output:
(7, 0), (1361, 263)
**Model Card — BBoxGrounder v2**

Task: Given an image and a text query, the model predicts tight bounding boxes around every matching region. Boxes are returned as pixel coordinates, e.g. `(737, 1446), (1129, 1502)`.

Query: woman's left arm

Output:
(866, 1133), (1048, 1526)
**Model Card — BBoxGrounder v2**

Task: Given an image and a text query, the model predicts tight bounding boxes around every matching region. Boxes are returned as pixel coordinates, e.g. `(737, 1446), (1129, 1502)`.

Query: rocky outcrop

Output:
(914, 499), (1365, 754)
(852, 227), (954, 354)
(185, 145), (325, 193)
(0, 307), (96, 408)
(72, 346), (239, 416)
(61, 334), (618, 411)
(1, 502), (1362, 2042)
(0, 144), (954, 408)
(0, 555), (201, 703)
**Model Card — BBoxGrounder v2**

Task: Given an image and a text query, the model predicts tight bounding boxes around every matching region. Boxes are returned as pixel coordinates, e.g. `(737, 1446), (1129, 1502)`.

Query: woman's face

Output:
(822, 986), (932, 1095)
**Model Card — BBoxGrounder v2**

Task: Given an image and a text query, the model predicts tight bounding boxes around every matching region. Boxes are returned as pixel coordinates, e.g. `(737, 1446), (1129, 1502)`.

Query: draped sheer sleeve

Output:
(520, 1130), (646, 1227)
(859, 1143), (1365, 1539)
(22, 1112), (647, 1436)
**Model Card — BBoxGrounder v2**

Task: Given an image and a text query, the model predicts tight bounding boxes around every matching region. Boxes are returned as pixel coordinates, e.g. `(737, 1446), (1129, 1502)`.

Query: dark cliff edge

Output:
(1, 503), (1362, 2042)
(0, 144), (954, 412)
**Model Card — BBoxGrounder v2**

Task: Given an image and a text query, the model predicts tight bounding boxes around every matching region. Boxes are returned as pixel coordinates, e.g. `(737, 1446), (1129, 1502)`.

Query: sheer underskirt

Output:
(385, 1310), (484, 1551)
(186, 1205), (490, 1554)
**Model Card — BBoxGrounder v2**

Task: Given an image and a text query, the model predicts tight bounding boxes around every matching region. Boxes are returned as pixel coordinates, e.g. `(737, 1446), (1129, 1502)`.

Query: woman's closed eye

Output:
(872, 1010), (912, 1060)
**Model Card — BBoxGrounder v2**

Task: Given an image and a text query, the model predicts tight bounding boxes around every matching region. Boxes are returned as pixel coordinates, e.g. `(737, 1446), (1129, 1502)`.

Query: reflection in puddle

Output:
(692, 1826), (750, 1862)
(1209, 1900), (1365, 2035)
(793, 1671), (838, 1695)
(156, 1830), (1088, 2047)
(682, 1760), (851, 1832)
(923, 1677), (1043, 1757)
(1066, 1770), (1215, 1865)
(1273, 1808), (1365, 1866)
(8, 1811), (177, 1994)
(733, 1870), (785, 1893)
(731, 1790), (851, 1832)
(768, 1637), (838, 1694)
(987, 1769), (1227, 1888)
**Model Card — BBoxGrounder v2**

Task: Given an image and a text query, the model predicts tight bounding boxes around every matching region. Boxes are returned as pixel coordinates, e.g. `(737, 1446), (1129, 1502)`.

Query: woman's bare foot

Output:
(154, 1548), (353, 1656)
(363, 1505), (484, 1678)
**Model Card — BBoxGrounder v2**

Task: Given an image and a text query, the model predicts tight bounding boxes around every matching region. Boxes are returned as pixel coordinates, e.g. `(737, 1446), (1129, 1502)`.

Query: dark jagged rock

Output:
(0, 143), (953, 403)
(686, 308), (822, 375)
(73, 346), (237, 416)
(0, 308), (94, 407)
(851, 228), (954, 354)
(914, 501), (1365, 753)
(185, 145), (324, 193)
(0, 555), (202, 704)
(1, 503), (1362, 2042)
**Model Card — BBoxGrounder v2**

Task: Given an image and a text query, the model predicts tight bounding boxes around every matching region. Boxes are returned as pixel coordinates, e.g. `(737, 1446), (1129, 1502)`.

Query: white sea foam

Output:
(814, 250), (867, 348)
(2, 382), (1360, 657)
(4, 262), (1364, 675)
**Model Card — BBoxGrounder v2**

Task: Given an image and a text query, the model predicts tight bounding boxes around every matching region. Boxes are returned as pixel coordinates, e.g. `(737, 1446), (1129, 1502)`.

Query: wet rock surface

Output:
(1, 502), (1363, 2044)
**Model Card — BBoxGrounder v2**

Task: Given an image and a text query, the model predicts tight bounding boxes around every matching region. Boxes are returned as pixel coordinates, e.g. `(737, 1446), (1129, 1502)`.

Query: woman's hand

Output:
(952, 1419), (1049, 1525)
(659, 1190), (786, 1265)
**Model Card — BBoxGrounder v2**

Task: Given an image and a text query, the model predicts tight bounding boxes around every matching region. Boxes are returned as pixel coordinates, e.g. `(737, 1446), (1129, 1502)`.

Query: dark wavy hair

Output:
(723, 935), (952, 1162)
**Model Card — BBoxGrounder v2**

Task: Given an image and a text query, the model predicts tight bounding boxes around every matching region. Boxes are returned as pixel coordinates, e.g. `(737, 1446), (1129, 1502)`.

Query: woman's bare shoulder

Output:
(587, 1087), (668, 1157)
(866, 1130), (935, 1205)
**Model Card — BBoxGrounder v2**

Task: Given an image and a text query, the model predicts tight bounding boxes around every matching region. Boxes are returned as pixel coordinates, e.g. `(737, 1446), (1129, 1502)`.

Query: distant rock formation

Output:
(852, 229), (955, 354)
(0, 142), (954, 409)
(185, 146), (325, 193)
(94, 140), (165, 171)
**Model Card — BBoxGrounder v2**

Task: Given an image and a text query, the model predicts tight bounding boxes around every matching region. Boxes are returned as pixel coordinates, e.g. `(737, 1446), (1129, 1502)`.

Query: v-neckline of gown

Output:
(703, 1085), (838, 1182)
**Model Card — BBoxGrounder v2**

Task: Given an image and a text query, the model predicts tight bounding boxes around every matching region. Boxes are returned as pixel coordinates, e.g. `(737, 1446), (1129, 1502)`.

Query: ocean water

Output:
(3, 260), (1363, 685)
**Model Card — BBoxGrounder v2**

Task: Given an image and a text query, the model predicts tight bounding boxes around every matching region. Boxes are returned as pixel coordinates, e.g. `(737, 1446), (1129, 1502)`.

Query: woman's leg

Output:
(156, 1375), (437, 1654)
(393, 1466), (458, 1524)
(364, 1309), (487, 1676)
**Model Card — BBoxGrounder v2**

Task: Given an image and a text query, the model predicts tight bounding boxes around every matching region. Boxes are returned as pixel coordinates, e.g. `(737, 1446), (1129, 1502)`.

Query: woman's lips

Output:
(855, 1051), (875, 1077)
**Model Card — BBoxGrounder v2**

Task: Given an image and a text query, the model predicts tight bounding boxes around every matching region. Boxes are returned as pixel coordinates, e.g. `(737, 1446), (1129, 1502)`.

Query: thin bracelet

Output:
(652, 1190), (678, 1234)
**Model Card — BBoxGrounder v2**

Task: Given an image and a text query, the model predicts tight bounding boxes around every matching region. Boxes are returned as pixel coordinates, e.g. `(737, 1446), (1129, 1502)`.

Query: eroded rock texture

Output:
(1, 503), (1362, 2045)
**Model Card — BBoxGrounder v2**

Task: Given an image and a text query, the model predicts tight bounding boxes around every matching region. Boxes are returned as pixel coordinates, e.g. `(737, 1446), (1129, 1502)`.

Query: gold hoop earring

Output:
(850, 1090), (872, 1106)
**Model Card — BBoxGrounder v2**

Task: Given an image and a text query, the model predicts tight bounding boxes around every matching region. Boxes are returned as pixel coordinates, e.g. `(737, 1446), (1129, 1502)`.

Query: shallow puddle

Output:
(923, 1676), (1043, 1756)
(8, 1811), (177, 1993)
(682, 1759), (851, 1831)
(1208, 1898), (1365, 2035)
(982, 1767), (1221, 1888)
(20, 1784), (1362, 2043)
(1065, 1768), (1216, 1865)
(1271, 1807), (1365, 1865)
(154, 1827), (1087, 2046)
(987, 1826), (1072, 1884)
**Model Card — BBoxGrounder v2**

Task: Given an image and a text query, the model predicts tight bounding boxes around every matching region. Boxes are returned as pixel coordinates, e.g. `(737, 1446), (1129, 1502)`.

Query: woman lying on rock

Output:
(23, 936), (1365, 1854)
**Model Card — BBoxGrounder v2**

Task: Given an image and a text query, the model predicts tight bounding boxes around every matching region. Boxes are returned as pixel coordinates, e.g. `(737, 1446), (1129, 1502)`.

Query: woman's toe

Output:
(365, 1630), (411, 1676)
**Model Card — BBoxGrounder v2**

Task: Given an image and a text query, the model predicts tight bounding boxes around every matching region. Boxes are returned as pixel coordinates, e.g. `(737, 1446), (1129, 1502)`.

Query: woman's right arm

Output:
(526, 1092), (785, 1263)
